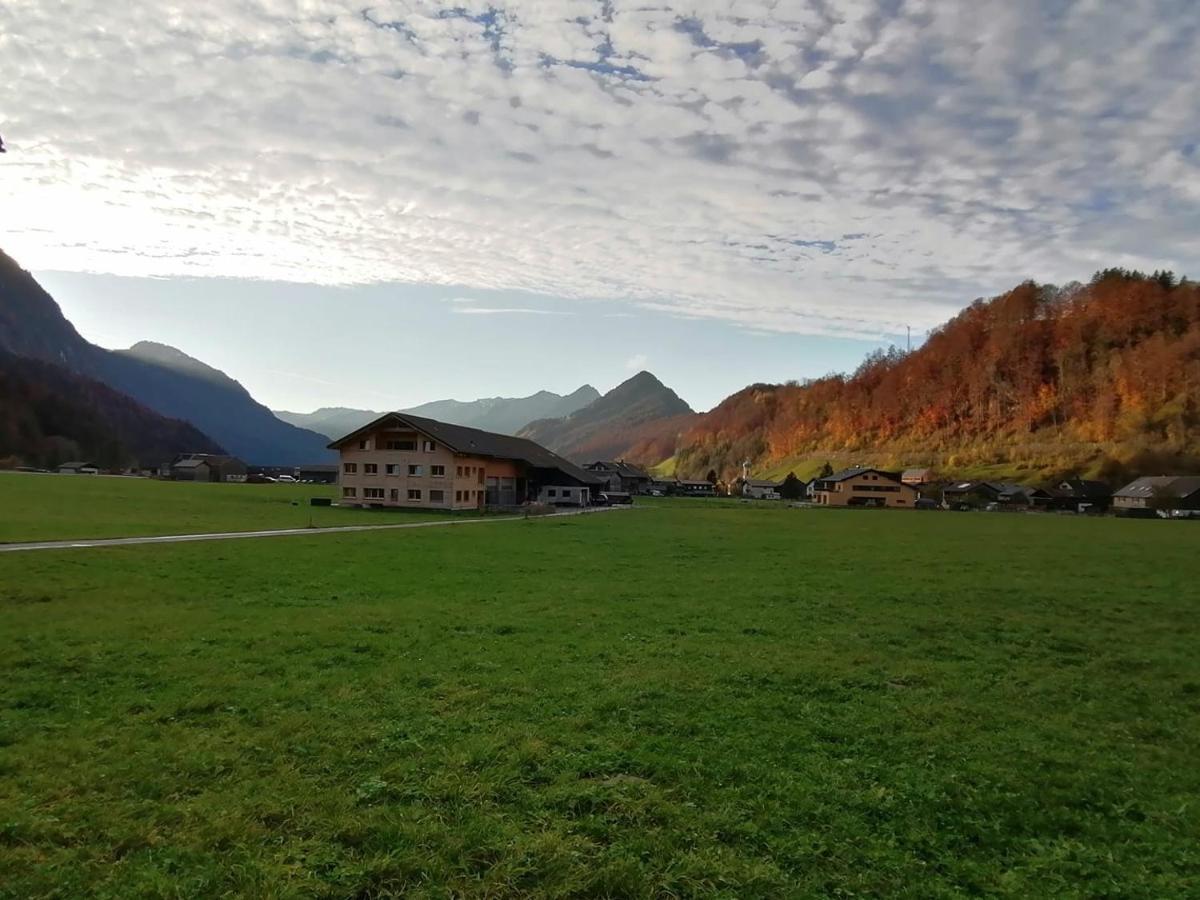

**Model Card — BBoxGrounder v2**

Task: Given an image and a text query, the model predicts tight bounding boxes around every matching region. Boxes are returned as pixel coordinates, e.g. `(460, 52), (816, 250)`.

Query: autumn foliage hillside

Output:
(674, 270), (1200, 483)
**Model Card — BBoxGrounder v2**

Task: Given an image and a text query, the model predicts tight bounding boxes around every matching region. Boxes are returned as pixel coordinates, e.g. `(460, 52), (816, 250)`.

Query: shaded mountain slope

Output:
(0, 249), (334, 465)
(0, 348), (225, 470)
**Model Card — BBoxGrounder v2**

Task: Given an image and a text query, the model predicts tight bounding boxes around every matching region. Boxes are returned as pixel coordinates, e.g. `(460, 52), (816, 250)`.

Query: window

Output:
(562, 489), (572, 497)
(390, 489), (399, 501)
(548, 488), (557, 497)
(386, 440), (416, 451)
(431, 465), (445, 477)
(385, 464), (399, 475)
(455, 490), (462, 502)
(423, 440), (436, 452)
(342, 486), (356, 498)
(364, 463), (377, 475)
(407, 489), (421, 501)
(430, 490), (444, 503)
(358, 440), (368, 450)
(408, 465), (422, 476)
(343, 462), (357, 474)
(456, 466), (463, 477)
(364, 487), (384, 499)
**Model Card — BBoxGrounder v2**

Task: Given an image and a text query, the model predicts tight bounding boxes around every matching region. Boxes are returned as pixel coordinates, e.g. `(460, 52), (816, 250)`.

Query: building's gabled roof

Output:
(329, 412), (603, 485)
(172, 458), (209, 469)
(1114, 475), (1200, 500)
(818, 466), (904, 484)
(59, 460), (95, 469)
(173, 453), (242, 467)
(741, 478), (781, 488)
(1055, 478), (1112, 499)
(585, 460), (651, 479)
(901, 467), (933, 479)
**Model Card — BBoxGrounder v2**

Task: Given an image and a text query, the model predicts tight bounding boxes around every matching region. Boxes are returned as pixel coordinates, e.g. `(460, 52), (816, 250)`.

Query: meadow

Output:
(0, 473), (485, 543)
(2, 500), (1198, 897)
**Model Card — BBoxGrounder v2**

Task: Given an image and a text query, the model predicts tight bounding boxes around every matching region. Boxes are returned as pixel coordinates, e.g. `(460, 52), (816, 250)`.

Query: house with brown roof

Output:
(328, 412), (604, 510)
(901, 467), (934, 486)
(811, 467), (918, 508)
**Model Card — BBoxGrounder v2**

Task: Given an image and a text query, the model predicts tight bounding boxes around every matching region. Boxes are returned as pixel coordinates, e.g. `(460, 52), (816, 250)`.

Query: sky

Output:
(2, 0), (1199, 412)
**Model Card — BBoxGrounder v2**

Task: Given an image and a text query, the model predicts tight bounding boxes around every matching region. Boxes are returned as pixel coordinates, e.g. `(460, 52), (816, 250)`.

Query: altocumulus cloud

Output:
(1, 0), (1198, 338)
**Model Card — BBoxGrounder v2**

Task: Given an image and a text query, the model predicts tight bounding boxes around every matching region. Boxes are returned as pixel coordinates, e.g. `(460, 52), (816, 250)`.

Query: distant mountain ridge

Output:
(0, 248), (334, 465)
(518, 371), (697, 462)
(276, 384), (601, 439)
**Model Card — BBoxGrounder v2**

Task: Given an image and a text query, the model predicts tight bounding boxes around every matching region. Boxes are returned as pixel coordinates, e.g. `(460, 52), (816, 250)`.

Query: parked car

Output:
(276, 474), (297, 483)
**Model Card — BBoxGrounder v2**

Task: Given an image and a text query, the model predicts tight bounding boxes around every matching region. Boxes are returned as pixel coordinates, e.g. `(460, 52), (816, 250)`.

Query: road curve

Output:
(0, 506), (625, 554)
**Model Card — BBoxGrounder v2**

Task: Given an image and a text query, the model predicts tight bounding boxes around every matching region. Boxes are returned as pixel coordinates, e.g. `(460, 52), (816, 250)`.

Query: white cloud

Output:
(1, 0), (1198, 339)
(452, 307), (573, 316)
(625, 353), (649, 370)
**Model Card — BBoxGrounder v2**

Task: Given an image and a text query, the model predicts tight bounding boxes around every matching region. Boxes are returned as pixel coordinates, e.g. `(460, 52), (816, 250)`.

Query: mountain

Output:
(0, 348), (225, 470)
(0, 249), (335, 465)
(672, 269), (1200, 484)
(518, 371), (696, 462)
(276, 385), (601, 439)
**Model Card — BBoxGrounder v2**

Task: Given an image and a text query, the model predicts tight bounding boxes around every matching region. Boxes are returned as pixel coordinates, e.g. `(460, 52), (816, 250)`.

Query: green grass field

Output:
(2, 500), (1198, 897)
(0, 473), (489, 543)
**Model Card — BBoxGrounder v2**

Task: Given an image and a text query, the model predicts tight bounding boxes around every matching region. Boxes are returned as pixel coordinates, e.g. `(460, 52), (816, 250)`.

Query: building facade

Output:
(811, 467), (918, 508)
(329, 413), (602, 510)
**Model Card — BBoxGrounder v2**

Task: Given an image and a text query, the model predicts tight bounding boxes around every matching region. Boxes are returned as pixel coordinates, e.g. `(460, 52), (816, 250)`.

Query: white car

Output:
(276, 474), (297, 483)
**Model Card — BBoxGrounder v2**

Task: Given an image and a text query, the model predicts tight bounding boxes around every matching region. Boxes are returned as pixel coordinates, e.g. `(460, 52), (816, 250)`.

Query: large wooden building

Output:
(810, 467), (918, 508)
(329, 413), (603, 510)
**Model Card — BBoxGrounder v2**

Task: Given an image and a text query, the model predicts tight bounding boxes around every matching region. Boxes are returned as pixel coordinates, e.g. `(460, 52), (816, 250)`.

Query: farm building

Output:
(811, 467), (918, 508)
(584, 460), (652, 494)
(901, 467), (934, 485)
(57, 461), (99, 475)
(329, 413), (603, 510)
(170, 454), (248, 483)
(1113, 476), (1200, 516)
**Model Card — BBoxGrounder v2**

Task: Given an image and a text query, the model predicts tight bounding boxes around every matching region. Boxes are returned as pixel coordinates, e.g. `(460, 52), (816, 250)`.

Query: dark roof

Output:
(59, 460), (95, 469)
(585, 460), (650, 479)
(819, 466), (904, 484)
(1114, 475), (1200, 500)
(173, 454), (242, 469)
(741, 478), (780, 488)
(1056, 478), (1112, 499)
(330, 413), (603, 485)
(677, 479), (715, 487)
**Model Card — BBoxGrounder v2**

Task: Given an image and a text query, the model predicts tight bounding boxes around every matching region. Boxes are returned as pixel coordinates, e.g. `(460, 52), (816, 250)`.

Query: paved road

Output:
(0, 506), (624, 554)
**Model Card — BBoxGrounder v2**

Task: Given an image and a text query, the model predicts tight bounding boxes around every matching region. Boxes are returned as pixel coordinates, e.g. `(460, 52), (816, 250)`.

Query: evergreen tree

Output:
(779, 472), (804, 499)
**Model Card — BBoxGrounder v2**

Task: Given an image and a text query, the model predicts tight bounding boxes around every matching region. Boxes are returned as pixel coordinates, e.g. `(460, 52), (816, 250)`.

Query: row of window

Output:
(545, 488), (576, 498)
(853, 484), (901, 493)
(456, 465), (481, 478)
(344, 463), (447, 477)
(357, 439), (437, 452)
(345, 487), (454, 503)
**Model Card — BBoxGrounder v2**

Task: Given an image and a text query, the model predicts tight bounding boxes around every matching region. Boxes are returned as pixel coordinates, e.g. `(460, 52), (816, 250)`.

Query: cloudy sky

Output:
(2, 0), (1198, 411)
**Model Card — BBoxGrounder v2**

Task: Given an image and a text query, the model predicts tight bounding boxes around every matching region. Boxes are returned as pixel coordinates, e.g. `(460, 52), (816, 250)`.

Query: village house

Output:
(901, 467), (935, 486)
(810, 467), (918, 508)
(675, 479), (717, 497)
(1113, 475), (1200, 516)
(329, 413), (603, 510)
(736, 477), (782, 500)
(583, 460), (652, 495)
(1046, 478), (1112, 512)
(942, 480), (1039, 508)
(170, 454), (248, 483)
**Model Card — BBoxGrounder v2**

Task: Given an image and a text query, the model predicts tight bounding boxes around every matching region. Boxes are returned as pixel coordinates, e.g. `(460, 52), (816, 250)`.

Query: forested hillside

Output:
(674, 270), (1200, 483)
(0, 349), (225, 470)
